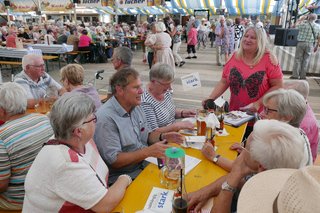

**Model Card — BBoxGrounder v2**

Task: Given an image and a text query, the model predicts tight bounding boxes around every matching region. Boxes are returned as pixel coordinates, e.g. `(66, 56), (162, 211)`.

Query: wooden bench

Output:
(65, 51), (79, 63)
(78, 51), (91, 64)
(43, 55), (60, 71)
(0, 61), (22, 80)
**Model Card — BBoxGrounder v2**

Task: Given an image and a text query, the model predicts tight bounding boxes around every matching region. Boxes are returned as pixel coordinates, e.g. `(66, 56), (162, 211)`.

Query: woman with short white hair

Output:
(144, 22), (175, 71)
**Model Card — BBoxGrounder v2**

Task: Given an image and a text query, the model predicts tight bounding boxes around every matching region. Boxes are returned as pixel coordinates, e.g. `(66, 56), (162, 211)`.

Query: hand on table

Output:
(174, 121), (194, 131)
(239, 102), (260, 113)
(182, 109), (196, 117)
(201, 142), (215, 161)
(187, 188), (211, 213)
(230, 143), (244, 154)
(163, 132), (185, 144)
(147, 141), (170, 158)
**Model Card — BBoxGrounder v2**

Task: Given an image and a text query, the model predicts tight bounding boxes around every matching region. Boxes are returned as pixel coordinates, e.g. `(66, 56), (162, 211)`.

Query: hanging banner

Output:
(78, 0), (100, 7)
(118, 0), (149, 8)
(41, 0), (73, 11)
(101, 0), (115, 7)
(6, 0), (38, 12)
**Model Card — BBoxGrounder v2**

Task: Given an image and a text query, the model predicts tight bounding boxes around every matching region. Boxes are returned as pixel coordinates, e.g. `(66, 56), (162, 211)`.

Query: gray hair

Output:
(0, 82), (27, 116)
(49, 93), (95, 141)
(113, 46), (133, 66)
(283, 80), (309, 99)
(226, 19), (233, 26)
(308, 13), (317, 22)
(236, 26), (270, 65)
(250, 119), (305, 170)
(110, 67), (140, 95)
(22, 54), (43, 70)
(149, 63), (175, 82)
(155, 22), (166, 32)
(263, 89), (306, 127)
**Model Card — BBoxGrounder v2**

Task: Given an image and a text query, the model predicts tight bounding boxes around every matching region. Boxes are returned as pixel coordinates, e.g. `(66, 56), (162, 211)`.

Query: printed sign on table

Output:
(181, 72), (201, 91)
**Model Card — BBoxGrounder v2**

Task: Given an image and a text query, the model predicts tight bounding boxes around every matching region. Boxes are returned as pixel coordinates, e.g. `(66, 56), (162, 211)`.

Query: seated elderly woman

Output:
(0, 82), (53, 210)
(188, 119), (307, 212)
(60, 64), (101, 109)
(23, 93), (131, 212)
(284, 80), (319, 162)
(201, 88), (311, 173)
(141, 63), (195, 133)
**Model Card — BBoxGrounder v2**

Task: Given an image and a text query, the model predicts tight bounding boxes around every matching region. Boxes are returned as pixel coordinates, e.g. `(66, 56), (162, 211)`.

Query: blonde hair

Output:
(60, 64), (84, 86)
(236, 26), (270, 65)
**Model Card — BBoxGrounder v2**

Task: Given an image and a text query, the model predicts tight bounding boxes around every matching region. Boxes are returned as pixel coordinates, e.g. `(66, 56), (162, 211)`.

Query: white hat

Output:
(237, 166), (320, 213)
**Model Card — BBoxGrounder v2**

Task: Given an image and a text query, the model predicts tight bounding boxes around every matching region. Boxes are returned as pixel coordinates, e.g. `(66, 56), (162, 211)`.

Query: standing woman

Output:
(204, 26), (283, 137)
(234, 17), (245, 51)
(23, 93), (131, 212)
(170, 19), (185, 67)
(145, 22), (175, 71)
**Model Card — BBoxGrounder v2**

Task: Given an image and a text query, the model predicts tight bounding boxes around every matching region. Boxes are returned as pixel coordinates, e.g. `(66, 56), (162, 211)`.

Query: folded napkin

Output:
(182, 136), (206, 149)
(216, 128), (229, 136)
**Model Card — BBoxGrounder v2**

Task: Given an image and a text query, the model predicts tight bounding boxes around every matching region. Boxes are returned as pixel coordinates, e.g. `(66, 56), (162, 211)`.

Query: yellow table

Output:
(112, 124), (247, 212)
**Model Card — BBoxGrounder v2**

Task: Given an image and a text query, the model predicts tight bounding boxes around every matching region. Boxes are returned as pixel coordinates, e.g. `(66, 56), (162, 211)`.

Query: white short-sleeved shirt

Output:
(23, 142), (108, 213)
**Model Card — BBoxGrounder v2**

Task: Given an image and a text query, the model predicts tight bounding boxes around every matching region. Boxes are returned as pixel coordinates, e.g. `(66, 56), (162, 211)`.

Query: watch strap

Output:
(213, 154), (221, 163)
(222, 181), (237, 193)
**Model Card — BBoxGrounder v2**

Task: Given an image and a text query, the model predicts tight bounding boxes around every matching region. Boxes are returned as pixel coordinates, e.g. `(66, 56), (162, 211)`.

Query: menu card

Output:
(224, 111), (255, 127)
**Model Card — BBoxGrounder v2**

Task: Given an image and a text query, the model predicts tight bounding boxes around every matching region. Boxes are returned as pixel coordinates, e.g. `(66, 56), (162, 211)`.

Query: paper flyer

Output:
(143, 187), (174, 212)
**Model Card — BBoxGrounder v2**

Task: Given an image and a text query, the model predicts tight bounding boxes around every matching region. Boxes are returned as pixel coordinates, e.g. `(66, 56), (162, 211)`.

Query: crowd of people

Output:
(0, 13), (319, 213)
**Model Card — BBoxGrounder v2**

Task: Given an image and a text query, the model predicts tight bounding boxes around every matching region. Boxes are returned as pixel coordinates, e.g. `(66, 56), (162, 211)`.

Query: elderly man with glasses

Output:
(14, 54), (64, 109)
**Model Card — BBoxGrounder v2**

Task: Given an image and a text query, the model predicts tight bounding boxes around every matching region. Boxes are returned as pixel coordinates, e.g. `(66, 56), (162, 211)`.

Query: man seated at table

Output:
(14, 54), (64, 109)
(188, 119), (307, 212)
(0, 82), (53, 210)
(94, 67), (184, 185)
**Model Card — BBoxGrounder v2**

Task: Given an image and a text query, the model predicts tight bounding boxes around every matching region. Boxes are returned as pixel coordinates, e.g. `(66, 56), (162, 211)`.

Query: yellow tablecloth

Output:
(112, 123), (247, 213)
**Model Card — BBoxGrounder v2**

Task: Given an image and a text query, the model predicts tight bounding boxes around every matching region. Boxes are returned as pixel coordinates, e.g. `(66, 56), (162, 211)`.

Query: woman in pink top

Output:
(6, 29), (17, 48)
(186, 22), (198, 59)
(75, 29), (93, 63)
(204, 26), (283, 138)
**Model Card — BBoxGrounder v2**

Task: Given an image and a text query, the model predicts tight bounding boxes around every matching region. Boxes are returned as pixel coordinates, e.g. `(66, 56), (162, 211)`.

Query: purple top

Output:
(71, 86), (101, 109)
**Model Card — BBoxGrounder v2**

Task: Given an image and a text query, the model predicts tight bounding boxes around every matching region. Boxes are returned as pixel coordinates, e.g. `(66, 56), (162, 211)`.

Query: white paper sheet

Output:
(145, 155), (201, 175)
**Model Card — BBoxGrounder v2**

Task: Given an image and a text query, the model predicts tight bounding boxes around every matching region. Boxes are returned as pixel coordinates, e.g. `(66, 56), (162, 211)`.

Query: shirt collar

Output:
(110, 96), (131, 117)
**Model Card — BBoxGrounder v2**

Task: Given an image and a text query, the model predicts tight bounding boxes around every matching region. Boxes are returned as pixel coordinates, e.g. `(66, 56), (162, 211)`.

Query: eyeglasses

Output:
(82, 114), (97, 125)
(29, 64), (45, 68)
(263, 106), (278, 115)
(153, 79), (174, 87)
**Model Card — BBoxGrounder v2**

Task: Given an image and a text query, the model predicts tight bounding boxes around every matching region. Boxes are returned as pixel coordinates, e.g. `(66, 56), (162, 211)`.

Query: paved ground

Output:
(1, 43), (320, 122)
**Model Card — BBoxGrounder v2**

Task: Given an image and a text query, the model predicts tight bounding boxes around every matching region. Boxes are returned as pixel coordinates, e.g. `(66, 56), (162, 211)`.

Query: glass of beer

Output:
(196, 109), (207, 136)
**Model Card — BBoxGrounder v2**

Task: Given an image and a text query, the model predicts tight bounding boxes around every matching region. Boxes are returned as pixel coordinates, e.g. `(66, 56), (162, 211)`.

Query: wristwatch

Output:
(212, 154), (220, 163)
(221, 181), (237, 193)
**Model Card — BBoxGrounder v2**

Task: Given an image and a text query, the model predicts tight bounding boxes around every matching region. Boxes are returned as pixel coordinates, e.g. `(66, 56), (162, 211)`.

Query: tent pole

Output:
(6, 8), (10, 27)
(74, 3), (77, 24)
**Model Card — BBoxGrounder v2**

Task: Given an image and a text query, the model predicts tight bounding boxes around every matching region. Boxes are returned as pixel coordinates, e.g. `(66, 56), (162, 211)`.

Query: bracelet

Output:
(181, 110), (184, 118)
(159, 133), (163, 141)
(119, 174), (132, 186)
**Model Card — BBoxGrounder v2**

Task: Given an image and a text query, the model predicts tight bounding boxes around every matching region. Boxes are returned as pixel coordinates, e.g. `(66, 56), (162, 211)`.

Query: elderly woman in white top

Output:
(145, 22), (175, 71)
(23, 93), (131, 212)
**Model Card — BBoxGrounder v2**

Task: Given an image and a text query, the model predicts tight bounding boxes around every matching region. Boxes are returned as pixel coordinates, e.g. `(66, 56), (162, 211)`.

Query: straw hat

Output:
(237, 166), (320, 213)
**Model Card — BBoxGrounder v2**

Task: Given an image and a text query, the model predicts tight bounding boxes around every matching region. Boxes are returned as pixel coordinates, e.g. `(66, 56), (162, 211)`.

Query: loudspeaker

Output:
(4, 0), (10, 7)
(269, 25), (282, 35)
(73, 0), (80, 3)
(274, 28), (299, 46)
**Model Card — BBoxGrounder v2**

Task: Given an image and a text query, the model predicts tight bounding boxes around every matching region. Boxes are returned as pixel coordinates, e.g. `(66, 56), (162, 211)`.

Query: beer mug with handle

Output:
(160, 147), (185, 190)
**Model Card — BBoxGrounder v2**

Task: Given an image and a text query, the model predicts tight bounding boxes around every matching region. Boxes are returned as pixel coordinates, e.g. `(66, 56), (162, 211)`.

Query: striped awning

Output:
(170, 0), (285, 15)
